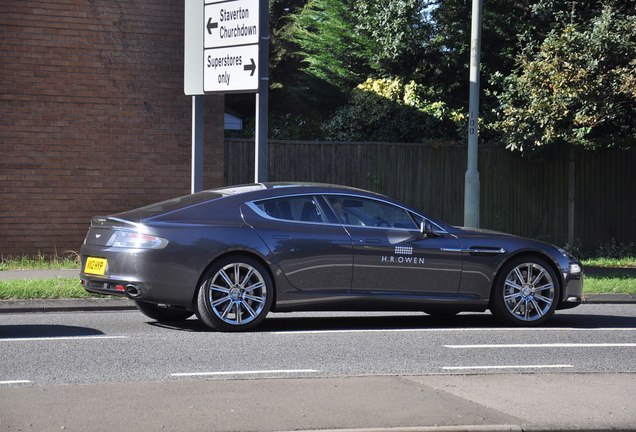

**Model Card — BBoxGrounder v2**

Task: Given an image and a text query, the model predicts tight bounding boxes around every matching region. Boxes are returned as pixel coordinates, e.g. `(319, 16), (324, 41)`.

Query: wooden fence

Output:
(225, 139), (636, 252)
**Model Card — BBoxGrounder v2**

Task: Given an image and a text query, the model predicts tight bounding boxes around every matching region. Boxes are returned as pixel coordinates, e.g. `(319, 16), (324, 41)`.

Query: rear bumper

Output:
(79, 243), (198, 306)
(81, 277), (150, 299)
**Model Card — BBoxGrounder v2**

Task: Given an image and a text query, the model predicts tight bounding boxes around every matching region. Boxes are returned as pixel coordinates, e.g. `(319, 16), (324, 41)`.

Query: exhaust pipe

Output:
(125, 284), (142, 298)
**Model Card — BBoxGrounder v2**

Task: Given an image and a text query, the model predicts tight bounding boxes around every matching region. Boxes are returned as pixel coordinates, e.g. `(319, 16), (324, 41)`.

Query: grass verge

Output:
(0, 253), (80, 271)
(0, 274), (634, 299)
(0, 278), (104, 300)
(582, 257), (636, 268)
(584, 273), (636, 294)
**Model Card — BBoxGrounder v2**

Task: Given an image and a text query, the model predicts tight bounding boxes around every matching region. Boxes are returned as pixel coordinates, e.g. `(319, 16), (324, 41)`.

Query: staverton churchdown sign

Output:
(184, 0), (260, 94)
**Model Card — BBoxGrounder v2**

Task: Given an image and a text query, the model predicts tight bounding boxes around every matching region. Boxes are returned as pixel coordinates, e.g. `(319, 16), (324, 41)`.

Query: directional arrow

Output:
(244, 58), (256, 76)
(207, 17), (218, 34)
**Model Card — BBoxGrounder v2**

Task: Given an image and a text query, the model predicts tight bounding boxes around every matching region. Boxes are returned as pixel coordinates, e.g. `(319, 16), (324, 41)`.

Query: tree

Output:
(323, 78), (459, 142)
(261, 0), (432, 138)
(493, 4), (636, 151)
(290, 0), (429, 89)
(419, 0), (538, 111)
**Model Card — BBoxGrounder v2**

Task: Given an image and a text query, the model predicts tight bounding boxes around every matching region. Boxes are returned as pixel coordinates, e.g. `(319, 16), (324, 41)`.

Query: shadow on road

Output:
(145, 309), (636, 333)
(0, 324), (105, 339)
(549, 312), (636, 328)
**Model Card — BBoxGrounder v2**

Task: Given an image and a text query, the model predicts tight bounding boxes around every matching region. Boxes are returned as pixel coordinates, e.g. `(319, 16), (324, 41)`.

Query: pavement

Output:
(0, 268), (635, 313)
(2, 372), (636, 431)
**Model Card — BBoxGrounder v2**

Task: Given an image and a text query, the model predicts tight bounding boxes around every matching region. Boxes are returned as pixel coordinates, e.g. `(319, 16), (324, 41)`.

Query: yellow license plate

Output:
(84, 257), (108, 275)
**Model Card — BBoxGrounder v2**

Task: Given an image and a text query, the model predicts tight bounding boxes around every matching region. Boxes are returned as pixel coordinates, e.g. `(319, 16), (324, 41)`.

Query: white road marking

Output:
(171, 369), (320, 377)
(445, 343), (636, 349)
(270, 327), (636, 335)
(0, 380), (31, 385)
(442, 365), (573, 371)
(0, 336), (128, 342)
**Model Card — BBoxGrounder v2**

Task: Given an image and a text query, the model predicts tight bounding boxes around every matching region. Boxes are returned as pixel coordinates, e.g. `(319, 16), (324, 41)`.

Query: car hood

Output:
(451, 226), (566, 258)
(452, 226), (520, 238)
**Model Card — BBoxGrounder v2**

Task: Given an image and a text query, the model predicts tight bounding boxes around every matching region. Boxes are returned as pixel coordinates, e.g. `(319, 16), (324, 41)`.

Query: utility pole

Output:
(254, 0), (269, 183)
(464, 0), (482, 228)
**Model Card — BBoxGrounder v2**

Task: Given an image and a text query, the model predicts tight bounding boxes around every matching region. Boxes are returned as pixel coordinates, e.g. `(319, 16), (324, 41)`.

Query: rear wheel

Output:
(490, 257), (560, 326)
(134, 301), (194, 322)
(196, 256), (273, 332)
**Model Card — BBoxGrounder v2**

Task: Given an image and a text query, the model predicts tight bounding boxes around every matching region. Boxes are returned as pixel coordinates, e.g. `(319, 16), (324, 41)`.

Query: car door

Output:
(325, 195), (462, 296)
(242, 195), (353, 292)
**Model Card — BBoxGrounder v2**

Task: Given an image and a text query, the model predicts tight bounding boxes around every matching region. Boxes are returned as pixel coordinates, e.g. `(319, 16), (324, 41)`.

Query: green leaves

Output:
(493, 5), (636, 151)
(289, 0), (429, 88)
(269, 0), (635, 148)
(323, 78), (459, 142)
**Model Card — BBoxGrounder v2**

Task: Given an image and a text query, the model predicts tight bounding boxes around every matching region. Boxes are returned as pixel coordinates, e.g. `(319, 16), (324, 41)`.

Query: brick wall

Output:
(0, 0), (225, 257)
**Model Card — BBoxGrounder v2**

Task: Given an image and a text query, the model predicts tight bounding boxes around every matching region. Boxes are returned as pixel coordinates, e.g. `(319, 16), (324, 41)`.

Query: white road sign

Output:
(203, 44), (259, 92)
(200, 0), (260, 93)
(204, 0), (260, 49)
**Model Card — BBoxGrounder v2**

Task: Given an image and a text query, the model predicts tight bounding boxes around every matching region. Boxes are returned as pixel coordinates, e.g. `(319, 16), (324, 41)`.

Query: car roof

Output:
(222, 182), (393, 202)
(111, 183), (388, 222)
(217, 182), (367, 195)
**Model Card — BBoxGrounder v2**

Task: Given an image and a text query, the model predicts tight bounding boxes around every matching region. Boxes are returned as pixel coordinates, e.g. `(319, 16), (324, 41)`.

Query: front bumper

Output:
(558, 261), (584, 310)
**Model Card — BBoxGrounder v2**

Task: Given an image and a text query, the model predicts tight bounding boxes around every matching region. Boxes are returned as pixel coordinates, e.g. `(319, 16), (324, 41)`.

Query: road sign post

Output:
(185, 0), (268, 186)
(254, 0), (268, 182)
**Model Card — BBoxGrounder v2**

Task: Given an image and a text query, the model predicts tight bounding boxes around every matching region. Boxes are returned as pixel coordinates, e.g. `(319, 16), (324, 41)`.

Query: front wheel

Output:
(490, 257), (560, 326)
(196, 257), (273, 332)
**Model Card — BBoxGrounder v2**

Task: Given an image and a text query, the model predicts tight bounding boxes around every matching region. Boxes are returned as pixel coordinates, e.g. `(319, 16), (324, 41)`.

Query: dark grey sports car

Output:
(80, 183), (583, 331)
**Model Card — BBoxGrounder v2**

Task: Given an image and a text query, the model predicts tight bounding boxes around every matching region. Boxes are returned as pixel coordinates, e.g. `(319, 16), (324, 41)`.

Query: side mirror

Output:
(420, 220), (439, 237)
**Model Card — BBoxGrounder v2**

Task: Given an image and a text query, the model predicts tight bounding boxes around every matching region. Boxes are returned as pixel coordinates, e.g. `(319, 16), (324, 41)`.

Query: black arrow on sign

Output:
(244, 58), (256, 76)
(207, 17), (218, 34)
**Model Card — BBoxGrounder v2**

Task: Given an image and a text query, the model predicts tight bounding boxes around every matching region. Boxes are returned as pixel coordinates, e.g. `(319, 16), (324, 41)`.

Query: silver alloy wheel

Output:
(503, 262), (555, 321)
(208, 262), (268, 326)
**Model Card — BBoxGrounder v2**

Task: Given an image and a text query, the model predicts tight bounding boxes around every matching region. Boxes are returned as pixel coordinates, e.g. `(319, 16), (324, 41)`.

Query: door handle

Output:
(363, 239), (382, 244)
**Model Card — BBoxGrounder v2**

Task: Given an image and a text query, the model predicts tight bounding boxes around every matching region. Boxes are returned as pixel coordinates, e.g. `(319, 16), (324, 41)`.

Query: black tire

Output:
(134, 300), (194, 322)
(196, 256), (273, 332)
(490, 256), (560, 326)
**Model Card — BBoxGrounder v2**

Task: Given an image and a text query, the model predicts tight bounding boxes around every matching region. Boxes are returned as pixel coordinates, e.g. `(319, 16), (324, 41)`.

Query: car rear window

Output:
(255, 196), (336, 223)
(126, 191), (225, 219)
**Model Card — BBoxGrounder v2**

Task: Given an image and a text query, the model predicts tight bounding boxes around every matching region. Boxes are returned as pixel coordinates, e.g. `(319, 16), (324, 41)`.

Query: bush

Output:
(324, 78), (460, 142)
(565, 239), (636, 261)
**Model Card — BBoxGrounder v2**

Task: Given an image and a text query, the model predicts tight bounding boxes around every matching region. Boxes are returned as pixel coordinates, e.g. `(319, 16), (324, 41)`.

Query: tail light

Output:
(108, 231), (168, 249)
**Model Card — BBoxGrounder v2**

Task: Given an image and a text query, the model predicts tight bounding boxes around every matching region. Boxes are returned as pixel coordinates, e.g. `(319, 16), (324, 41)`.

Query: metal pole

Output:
(464, 0), (482, 227)
(254, 0), (269, 183)
(191, 95), (204, 193)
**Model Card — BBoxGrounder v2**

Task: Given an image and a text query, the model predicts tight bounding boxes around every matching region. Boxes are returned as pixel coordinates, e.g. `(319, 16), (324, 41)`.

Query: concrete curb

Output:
(0, 269), (80, 280)
(0, 298), (136, 313)
(287, 427), (523, 432)
(583, 293), (636, 303)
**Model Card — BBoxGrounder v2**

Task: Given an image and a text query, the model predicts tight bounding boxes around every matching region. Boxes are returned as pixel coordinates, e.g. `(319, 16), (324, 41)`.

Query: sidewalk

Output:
(0, 269), (635, 314)
(2, 372), (635, 431)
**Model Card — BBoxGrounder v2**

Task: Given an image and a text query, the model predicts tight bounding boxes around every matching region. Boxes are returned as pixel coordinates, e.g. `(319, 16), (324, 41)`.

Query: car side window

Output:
(255, 196), (327, 223)
(326, 196), (418, 229)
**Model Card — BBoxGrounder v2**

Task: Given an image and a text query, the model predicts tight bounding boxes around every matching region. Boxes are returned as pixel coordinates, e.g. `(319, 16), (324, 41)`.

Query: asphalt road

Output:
(1, 305), (635, 431)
